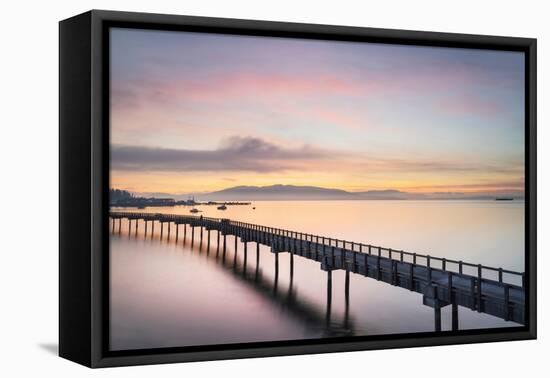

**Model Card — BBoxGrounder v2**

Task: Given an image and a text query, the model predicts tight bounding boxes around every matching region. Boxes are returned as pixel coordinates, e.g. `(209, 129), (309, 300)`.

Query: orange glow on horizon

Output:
(111, 169), (524, 196)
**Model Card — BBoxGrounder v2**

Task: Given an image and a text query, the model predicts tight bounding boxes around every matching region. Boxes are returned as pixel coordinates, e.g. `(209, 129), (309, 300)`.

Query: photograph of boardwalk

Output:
(108, 28), (525, 351)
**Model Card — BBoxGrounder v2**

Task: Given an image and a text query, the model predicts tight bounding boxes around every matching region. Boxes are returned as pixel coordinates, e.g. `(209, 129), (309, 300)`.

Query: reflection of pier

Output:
(203, 232), (354, 337)
(110, 211), (526, 331)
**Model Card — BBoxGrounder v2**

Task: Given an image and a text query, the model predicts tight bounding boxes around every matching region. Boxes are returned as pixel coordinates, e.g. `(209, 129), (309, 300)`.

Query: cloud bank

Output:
(111, 136), (332, 173)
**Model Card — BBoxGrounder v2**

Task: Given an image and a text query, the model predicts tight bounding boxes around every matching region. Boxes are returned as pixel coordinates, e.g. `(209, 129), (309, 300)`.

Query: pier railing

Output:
(109, 211), (525, 289)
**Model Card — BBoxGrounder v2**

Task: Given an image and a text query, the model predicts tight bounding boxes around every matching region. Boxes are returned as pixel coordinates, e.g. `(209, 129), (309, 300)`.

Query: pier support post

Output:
(216, 230), (220, 255)
(345, 269), (350, 303)
(183, 223), (187, 242)
(175, 224), (179, 242)
(144, 220), (148, 236)
(235, 235), (238, 253)
(275, 252), (279, 277)
(243, 241), (248, 267)
(434, 306), (442, 332)
(344, 269), (350, 328)
(504, 285), (511, 321)
(409, 263), (414, 291)
(160, 222), (164, 239)
(452, 302), (459, 331)
(207, 229), (211, 253)
(273, 253), (279, 295)
(151, 221), (155, 237)
(135, 219), (138, 236)
(111, 218), (115, 233)
(377, 255), (381, 280)
(326, 270), (332, 326)
(255, 245), (260, 281)
(191, 226), (195, 247)
(128, 219), (131, 235)
(290, 250), (294, 277)
(477, 266), (483, 312)
(167, 222), (171, 241)
(470, 277), (476, 310)
(118, 218), (122, 233)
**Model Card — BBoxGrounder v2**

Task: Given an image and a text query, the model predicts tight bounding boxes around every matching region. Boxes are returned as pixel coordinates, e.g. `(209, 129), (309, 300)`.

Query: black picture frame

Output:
(59, 9), (537, 368)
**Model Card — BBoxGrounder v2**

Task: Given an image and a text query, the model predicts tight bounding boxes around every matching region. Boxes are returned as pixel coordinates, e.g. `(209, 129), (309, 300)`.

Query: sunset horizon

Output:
(110, 28), (525, 197)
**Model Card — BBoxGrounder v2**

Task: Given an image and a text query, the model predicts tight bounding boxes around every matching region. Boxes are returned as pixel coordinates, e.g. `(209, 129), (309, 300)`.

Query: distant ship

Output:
(190, 207), (200, 213)
(495, 197), (514, 201)
(217, 204), (227, 210)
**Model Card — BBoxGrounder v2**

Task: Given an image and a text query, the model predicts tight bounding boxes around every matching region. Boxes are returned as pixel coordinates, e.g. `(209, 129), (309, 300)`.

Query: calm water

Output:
(110, 200), (524, 351)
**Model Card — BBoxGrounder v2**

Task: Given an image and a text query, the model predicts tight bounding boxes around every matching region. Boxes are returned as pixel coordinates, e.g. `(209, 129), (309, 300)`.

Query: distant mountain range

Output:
(137, 184), (524, 201)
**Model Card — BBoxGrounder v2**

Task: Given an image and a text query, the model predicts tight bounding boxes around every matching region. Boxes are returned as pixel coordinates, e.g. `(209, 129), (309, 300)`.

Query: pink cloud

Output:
(154, 72), (365, 104)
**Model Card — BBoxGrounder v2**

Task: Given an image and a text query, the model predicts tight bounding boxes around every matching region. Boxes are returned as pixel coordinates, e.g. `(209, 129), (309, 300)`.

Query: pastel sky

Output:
(110, 27), (525, 195)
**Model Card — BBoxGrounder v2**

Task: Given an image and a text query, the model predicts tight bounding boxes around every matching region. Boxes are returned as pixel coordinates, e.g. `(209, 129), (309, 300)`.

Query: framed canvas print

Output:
(59, 10), (537, 368)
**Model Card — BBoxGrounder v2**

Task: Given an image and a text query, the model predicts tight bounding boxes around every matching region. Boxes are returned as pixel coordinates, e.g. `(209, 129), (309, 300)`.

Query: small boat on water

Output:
(217, 204), (227, 210)
(495, 197), (514, 201)
(190, 207), (200, 213)
(252, 207), (256, 210)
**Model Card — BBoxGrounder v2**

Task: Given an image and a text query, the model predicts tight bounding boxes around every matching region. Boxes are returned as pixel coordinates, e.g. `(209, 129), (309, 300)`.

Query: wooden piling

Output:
(275, 252), (279, 280)
(452, 302), (459, 331)
(504, 284), (510, 321)
(290, 249), (294, 276)
(477, 265), (483, 312)
(243, 242), (247, 272)
(326, 270), (332, 326)
(470, 277), (476, 310)
(447, 271), (453, 301)
(345, 269), (350, 327)
(409, 263), (414, 291)
(434, 306), (442, 332)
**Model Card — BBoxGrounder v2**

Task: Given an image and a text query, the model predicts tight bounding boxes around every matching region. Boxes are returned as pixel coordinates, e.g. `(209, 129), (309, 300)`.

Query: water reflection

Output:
(203, 238), (356, 338)
(111, 224), (354, 350)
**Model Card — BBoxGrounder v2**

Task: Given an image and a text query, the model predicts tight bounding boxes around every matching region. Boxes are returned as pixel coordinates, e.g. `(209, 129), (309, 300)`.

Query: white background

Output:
(0, 0), (546, 376)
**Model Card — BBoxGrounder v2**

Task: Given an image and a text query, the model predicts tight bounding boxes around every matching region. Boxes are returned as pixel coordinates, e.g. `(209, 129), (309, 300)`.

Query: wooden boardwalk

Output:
(109, 211), (526, 330)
